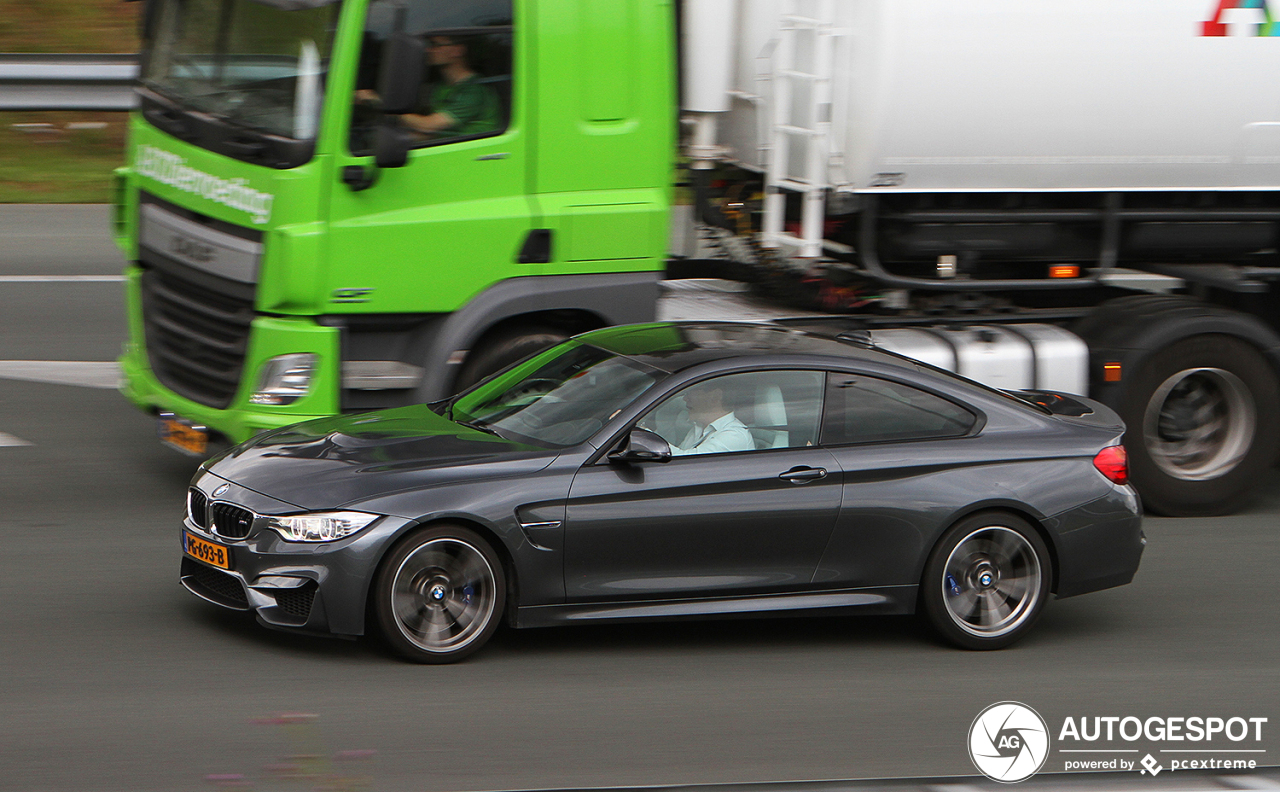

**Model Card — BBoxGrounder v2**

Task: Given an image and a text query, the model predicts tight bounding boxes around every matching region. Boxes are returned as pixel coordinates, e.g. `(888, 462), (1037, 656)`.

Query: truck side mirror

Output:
(374, 123), (413, 169)
(377, 32), (423, 115)
(608, 428), (673, 464)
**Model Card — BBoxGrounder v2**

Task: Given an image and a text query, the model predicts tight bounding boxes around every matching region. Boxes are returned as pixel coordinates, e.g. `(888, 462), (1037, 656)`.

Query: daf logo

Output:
(331, 287), (375, 304)
(171, 234), (217, 263)
(968, 702), (1050, 783)
(213, 484), (230, 498)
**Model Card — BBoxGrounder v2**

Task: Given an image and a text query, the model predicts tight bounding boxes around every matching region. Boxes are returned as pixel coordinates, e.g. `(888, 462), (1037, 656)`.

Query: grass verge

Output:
(0, 1), (137, 202)
(0, 112), (128, 203)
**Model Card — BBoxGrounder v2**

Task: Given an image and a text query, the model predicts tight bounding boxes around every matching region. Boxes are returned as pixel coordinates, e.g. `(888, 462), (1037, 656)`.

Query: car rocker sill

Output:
(515, 585), (916, 628)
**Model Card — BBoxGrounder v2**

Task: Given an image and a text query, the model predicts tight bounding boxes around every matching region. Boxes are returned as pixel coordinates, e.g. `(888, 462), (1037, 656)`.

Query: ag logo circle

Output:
(968, 701), (1049, 783)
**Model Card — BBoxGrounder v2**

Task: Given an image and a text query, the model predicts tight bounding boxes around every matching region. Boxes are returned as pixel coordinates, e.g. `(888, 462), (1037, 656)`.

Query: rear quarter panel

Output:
(815, 397), (1124, 591)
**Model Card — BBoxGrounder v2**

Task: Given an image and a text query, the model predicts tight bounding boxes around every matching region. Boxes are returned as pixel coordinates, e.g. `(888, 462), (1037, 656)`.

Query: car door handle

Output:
(778, 466), (827, 483)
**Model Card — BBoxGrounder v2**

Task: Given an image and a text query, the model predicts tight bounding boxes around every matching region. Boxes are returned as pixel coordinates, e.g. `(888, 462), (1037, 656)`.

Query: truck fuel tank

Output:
(866, 324), (1088, 396)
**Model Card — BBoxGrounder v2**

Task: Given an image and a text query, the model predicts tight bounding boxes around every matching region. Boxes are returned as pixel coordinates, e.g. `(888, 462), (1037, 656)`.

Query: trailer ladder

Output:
(762, 0), (844, 260)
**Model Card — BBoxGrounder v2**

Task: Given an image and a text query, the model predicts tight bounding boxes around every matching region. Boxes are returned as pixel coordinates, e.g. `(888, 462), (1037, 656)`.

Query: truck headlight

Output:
(250, 354), (316, 406)
(265, 511), (378, 542)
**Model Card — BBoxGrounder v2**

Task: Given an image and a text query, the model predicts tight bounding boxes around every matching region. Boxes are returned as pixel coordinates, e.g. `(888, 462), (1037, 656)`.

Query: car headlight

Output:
(250, 353), (317, 406)
(265, 511), (378, 542)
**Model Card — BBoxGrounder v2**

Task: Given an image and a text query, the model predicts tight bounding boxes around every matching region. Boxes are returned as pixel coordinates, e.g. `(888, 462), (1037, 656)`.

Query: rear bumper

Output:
(1049, 484), (1145, 599)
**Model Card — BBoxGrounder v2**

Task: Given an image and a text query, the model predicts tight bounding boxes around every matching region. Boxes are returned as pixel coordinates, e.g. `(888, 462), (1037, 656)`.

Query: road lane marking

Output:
(0, 361), (121, 389)
(0, 275), (124, 282)
(0, 431), (32, 447)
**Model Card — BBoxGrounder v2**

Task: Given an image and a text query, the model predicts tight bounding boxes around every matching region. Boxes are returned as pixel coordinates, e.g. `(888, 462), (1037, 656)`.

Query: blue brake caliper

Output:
(945, 574), (962, 597)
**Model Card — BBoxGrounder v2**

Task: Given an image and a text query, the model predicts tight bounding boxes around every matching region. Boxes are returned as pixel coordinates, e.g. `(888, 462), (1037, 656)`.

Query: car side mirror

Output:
(608, 428), (672, 464)
(377, 32), (424, 115)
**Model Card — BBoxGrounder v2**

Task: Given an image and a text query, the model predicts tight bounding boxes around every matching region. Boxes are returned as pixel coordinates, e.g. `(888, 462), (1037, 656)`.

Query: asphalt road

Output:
(0, 207), (1276, 792)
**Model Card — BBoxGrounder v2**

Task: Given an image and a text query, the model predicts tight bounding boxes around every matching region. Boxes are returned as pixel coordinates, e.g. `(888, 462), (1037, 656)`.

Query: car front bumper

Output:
(178, 474), (416, 637)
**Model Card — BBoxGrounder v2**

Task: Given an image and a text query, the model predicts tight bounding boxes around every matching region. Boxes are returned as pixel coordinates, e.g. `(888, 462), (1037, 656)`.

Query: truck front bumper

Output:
(119, 268), (341, 447)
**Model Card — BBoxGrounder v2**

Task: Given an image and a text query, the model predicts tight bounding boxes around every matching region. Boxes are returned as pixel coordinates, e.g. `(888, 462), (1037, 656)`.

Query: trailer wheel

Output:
(453, 324), (568, 392)
(1120, 335), (1279, 516)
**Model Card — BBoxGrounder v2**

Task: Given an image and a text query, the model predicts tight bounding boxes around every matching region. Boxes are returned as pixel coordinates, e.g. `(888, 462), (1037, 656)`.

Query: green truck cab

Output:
(116, 0), (675, 449)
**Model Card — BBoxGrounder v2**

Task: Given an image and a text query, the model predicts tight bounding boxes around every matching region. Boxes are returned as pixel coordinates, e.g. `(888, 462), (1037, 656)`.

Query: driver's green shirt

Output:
(430, 75), (500, 136)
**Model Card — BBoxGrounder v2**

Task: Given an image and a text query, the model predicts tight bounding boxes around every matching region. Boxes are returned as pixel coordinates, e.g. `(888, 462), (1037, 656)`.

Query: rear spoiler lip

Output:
(1007, 389), (1127, 435)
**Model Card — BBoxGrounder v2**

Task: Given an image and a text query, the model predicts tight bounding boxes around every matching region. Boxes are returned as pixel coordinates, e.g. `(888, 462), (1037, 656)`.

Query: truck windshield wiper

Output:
(456, 419), (504, 438)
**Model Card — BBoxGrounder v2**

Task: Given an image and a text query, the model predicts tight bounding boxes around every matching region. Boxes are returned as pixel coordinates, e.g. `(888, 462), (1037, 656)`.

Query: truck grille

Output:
(141, 267), (254, 409)
(211, 502), (255, 539)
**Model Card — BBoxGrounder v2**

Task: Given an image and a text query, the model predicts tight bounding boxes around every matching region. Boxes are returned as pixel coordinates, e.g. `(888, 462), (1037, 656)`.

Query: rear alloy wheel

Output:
(374, 525), (505, 663)
(1121, 335), (1279, 516)
(921, 513), (1051, 650)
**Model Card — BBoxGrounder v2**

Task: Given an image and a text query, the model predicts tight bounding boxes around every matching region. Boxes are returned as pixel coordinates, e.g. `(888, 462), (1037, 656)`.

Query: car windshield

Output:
(448, 342), (664, 448)
(142, 0), (341, 140)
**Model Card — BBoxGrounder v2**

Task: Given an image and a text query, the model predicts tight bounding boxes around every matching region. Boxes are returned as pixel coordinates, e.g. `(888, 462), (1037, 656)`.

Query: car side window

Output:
(821, 373), (975, 446)
(637, 370), (825, 456)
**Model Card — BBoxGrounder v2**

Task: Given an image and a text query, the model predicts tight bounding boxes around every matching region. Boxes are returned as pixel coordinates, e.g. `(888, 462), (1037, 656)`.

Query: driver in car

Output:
(670, 383), (753, 456)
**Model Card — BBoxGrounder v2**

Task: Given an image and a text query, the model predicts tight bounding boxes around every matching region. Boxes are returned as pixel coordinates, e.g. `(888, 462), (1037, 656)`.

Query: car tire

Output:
(373, 524), (506, 664)
(1118, 335), (1278, 517)
(453, 324), (569, 393)
(920, 512), (1051, 651)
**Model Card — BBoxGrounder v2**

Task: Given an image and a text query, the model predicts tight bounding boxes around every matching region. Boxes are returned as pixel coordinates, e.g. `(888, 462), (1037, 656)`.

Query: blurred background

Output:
(0, 0), (135, 201)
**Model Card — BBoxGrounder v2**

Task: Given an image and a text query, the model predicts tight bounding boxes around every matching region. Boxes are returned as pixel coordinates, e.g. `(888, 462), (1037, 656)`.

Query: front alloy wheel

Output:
(374, 525), (505, 663)
(921, 513), (1051, 650)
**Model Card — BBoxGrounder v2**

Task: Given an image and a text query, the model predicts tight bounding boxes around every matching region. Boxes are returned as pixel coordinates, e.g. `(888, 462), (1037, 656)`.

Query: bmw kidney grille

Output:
(189, 489), (254, 539)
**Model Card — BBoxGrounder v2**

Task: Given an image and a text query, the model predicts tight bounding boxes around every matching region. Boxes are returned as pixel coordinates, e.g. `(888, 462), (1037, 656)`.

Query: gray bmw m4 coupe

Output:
(179, 322), (1143, 662)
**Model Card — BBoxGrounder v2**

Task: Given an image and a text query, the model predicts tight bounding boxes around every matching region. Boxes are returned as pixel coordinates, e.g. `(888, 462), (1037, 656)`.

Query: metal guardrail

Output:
(0, 53), (139, 111)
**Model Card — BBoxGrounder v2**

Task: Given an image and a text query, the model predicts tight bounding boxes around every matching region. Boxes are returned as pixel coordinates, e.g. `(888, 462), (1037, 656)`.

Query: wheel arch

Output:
(925, 503), (1061, 596)
(410, 272), (662, 402)
(363, 515), (523, 632)
(1076, 295), (1280, 407)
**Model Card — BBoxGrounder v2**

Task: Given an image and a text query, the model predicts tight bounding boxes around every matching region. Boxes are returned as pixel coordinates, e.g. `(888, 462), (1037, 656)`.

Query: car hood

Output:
(205, 405), (558, 511)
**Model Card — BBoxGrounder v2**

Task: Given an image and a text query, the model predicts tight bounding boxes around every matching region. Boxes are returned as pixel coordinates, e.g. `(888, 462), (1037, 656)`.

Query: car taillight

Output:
(1093, 445), (1128, 485)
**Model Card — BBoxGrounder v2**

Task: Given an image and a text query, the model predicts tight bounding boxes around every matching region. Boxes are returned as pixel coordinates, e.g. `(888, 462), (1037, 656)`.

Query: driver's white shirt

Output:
(672, 411), (753, 456)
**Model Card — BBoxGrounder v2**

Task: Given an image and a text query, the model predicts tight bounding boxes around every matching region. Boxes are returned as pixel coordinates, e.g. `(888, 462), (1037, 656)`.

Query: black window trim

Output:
(817, 369), (986, 449)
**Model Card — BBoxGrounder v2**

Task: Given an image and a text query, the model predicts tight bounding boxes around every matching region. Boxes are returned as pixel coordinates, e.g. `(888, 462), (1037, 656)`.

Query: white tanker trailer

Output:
(672, 0), (1280, 516)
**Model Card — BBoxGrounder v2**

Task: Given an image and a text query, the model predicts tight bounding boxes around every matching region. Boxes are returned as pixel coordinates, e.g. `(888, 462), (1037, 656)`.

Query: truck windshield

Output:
(142, 0), (341, 141)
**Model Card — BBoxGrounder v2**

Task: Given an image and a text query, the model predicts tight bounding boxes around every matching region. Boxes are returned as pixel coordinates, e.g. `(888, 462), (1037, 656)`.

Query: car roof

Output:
(576, 322), (916, 374)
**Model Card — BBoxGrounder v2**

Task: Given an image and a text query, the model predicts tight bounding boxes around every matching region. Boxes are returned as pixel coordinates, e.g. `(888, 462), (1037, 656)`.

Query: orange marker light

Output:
(1103, 362), (1122, 382)
(1049, 265), (1081, 278)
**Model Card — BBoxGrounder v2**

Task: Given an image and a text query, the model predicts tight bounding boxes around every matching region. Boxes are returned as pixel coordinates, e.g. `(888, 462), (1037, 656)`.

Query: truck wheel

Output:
(453, 324), (569, 392)
(1120, 335), (1279, 516)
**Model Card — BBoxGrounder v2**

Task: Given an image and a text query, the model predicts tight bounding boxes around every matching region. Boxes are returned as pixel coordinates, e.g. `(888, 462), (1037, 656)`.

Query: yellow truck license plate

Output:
(185, 532), (231, 570)
(159, 416), (208, 456)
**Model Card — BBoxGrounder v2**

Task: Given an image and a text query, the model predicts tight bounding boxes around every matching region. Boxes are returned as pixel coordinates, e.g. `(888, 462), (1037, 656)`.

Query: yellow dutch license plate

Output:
(185, 532), (232, 570)
(159, 415), (208, 456)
